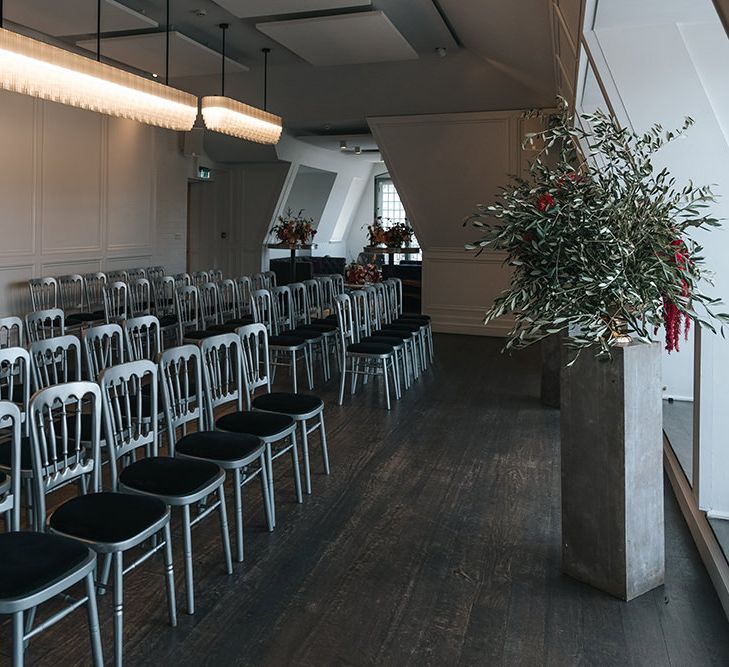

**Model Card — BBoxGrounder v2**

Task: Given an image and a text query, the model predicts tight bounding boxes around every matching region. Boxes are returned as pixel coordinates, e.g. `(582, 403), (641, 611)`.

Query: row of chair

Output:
(0, 323), (330, 666)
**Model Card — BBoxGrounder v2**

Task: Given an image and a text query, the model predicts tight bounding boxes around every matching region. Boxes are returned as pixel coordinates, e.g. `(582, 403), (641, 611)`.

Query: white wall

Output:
(0, 88), (196, 315)
(345, 164), (387, 263)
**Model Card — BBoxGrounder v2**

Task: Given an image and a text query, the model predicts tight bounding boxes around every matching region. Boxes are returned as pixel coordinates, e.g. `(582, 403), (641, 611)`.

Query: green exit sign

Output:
(198, 166), (212, 180)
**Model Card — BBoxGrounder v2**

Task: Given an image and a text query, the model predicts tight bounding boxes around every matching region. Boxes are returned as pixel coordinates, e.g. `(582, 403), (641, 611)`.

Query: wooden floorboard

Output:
(4, 333), (729, 666)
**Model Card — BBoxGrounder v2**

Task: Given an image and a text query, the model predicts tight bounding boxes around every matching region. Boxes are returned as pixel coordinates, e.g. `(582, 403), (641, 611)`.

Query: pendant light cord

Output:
(262, 48), (270, 111)
(165, 0), (170, 84)
(96, 0), (101, 62)
(219, 23), (228, 97)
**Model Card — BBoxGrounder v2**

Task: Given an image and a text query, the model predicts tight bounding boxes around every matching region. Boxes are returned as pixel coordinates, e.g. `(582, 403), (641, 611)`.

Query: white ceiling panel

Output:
(211, 0), (371, 19)
(257, 11), (418, 66)
(4, 0), (157, 36)
(77, 31), (248, 78)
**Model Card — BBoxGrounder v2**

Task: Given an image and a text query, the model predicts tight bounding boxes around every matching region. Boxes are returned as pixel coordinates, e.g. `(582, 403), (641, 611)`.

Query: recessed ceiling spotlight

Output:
(192, 8), (207, 17)
(354, 146), (362, 155)
(151, 72), (158, 78)
(340, 140), (347, 151)
(436, 47), (447, 58)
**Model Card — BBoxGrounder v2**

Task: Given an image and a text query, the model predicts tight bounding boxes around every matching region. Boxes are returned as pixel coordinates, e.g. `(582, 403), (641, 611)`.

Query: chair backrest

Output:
(82, 323), (125, 380)
(30, 335), (82, 390)
(199, 282), (221, 327)
(104, 281), (129, 323)
(29, 381), (102, 526)
(106, 269), (128, 284)
(334, 293), (356, 348)
(174, 272), (191, 290)
(176, 285), (201, 333)
(252, 272), (269, 290)
(372, 282), (391, 325)
(57, 274), (86, 313)
(154, 276), (176, 317)
(383, 279), (400, 322)
(315, 275), (334, 313)
(128, 278), (152, 316)
(146, 266), (165, 284)
(25, 308), (65, 343)
(29, 276), (58, 311)
(303, 279), (323, 320)
(350, 290), (371, 341)
(0, 347), (30, 437)
(236, 276), (253, 315)
(158, 345), (205, 455)
(124, 315), (162, 362)
(191, 270), (209, 287)
(84, 272), (107, 311)
(218, 279), (238, 322)
(99, 360), (158, 490)
(263, 270), (277, 288)
(0, 401), (22, 531)
(237, 324), (271, 407)
(331, 273), (345, 297)
(199, 334), (245, 427)
(270, 286), (293, 333)
(0, 316), (24, 348)
(363, 285), (384, 330)
(390, 277), (404, 316)
(127, 267), (147, 282)
(251, 289), (274, 335)
(208, 269), (223, 283)
(289, 282), (310, 327)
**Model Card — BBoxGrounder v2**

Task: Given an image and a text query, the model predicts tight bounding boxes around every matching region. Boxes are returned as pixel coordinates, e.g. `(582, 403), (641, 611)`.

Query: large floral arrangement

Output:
(465, 98), (729, 355)
(345, 261), (382, 285)
(367, 218), (415, 248)
(271, 208), (316, 246)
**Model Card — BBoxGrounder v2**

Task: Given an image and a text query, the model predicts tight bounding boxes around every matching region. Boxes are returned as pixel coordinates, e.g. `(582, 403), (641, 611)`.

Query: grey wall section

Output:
(283, 169), (337, 229)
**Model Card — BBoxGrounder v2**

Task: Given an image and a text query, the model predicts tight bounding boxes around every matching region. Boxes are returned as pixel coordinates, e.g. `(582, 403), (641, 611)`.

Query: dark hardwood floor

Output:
(6, 334), (729, 666)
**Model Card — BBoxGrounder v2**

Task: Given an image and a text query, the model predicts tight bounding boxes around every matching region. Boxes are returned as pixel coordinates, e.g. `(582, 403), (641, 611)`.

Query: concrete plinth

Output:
(541, 333), (565, 408)
(560, 341), (664, 601)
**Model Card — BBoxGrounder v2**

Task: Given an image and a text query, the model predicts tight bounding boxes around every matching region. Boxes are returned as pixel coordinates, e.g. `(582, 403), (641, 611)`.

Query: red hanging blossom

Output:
(663, 239), (692, 353)
(536, 193), (555, 211)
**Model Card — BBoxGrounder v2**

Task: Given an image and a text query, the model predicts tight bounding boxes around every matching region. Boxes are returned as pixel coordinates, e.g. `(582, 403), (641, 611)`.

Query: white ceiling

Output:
(76, 31), (248, 78)
(210, 0), (372, 19)
(593, 0), (718, 29)
(257, 10), (418, 66)
(3, 0), (157, 36)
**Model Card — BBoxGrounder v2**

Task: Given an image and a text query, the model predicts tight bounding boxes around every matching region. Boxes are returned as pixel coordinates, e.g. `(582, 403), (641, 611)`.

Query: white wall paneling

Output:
(0, 89), (196, 316)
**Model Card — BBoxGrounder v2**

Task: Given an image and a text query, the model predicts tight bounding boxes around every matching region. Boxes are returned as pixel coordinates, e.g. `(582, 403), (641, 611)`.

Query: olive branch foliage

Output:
(464, 98), (729, 356)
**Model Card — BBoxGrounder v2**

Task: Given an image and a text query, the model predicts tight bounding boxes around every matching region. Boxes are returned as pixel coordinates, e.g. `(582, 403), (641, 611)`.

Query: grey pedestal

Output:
(541, 333), (565, 408)
(560, 341), (665, 601)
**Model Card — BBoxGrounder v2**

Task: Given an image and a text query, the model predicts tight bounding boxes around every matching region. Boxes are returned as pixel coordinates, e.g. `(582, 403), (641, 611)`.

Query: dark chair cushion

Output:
(119, 456), (222, 498)
(66, 312), (98, 325)
(184, 330), (218, 340)
(269, 335), (305, 348)
(0, 531), (90, 599)
(176, 431), (264, 463)
(362, 335), (404, 347)
(207, 318), (254, 333)
(50, 492), (167, 545)
(369, 330), (409, 342)
(398, 313), (431, 322)
(216, 410), (294, 438)
(158, 315), (178, 328)
(300, 323), (337, 333)
(394, 317), (429, 327)
(347, 342), (394, 355)
(252, 392), (323, 416)
(280, 328), (322, 341)
(382, 323), (420, 333)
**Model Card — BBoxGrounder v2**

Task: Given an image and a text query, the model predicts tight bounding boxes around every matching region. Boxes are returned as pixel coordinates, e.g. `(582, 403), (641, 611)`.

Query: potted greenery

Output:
(465, 99), (728, 601)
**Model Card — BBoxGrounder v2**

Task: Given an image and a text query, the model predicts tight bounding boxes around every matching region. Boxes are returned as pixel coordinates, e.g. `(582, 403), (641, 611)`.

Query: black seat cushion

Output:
(184, 330), (218, 340)
(300, 322), (337, 333)
(50, 492), (167, 545)
(0, 531), (90, 599)
(399, 313), (431, 322)
(216, 410), (294, 438)
(158, 315), (178, 328)
(370, 330), (409, 341)
(252, 392), (323, 416)
(281, 328), (322, 341)
(119, 456), (222, 498)
(207, 318), (254, 333)
(176, 431), (264, 463)
(362, 335), (404, 347)
(383, 323), (420, 333)
(269, 335), (305, 348)
(347, 342), (394, 355)
(394, 317), (428, 327)
(66, 312), (98, 325)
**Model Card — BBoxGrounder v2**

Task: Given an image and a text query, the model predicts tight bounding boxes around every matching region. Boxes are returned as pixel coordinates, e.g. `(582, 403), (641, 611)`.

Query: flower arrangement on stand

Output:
(345, 261), (382, 285)
(464, 98), (729, 357)
(271, 208), (317, 246)
(367, 217), (415, 248)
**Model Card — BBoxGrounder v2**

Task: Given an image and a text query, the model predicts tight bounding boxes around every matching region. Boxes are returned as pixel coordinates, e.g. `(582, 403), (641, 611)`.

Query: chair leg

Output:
(98, 553), (112, 595)
(304, 345), (314, 390)
(338, 355), (347, 405)
(12, 611), (23, 667)
(319, 411), (331, 475)
(351, 358), (359, 395)
(300, 419), (312, 495)
(383, 358), (391, 410)
(85, 571), (104, 667)
(112, 551), (124, 667)
(265, 442), (276, 528)
(292, 351), (298, 393)
(162, 522), (177, 627)
(290, 431), (303, 504)
(233, 468), (244, 562)
(259, 454), (274, 532)
(181, 504), (195, 615)
(217, 485), (233, 575)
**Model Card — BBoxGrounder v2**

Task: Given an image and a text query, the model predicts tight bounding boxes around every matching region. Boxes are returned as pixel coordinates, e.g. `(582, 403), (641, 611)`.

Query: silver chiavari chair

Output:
(207, 280), (256, 334)
(101, 359), (232, 616)
(252, 272), (268, 290)
(123, 315), (162, 362)
(236, 276), (253, 316)
(314, 275), (335, 316)
(177, 285), (218, 343)
(330, 273), (345, 298)
(83, 273), (108, 322)
(82, 323), (125, 381)
(25, 308), (65, 343)
(58, 274), (97, 327)
(104, 282), (129, 324)
(208, 269), (223, 283)
(173, 272), (191, 290)
(28, 277), (58, 312)
(386, 277), (434, 365)
(191, 271), (209, 287)
(262, 270), (277, 288)
(127, 267), (146, 282)
(154, 276), (181, 346)
(0, 317), (24, 348)
(159, 342), (271, 563)
(239, 323), (331, 496)
(128, 277), (152, 316)
(106, 270), (128, 284)
(0, 398), (103, 667)
(32, 381), (175, 667)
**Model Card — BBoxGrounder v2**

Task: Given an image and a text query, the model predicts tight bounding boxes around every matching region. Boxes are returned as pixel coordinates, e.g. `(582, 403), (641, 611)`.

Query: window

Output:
(374, 174), (421, 264)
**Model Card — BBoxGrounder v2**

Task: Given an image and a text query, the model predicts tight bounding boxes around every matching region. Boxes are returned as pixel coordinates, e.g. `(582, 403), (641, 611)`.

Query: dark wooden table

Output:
(267, 243), (312, 283)
(363, 246), (421, 266)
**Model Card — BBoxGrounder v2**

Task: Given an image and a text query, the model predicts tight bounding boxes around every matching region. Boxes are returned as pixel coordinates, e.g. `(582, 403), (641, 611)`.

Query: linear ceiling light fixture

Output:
(0, 1), (197, 131)
(201, 25), (282, 145)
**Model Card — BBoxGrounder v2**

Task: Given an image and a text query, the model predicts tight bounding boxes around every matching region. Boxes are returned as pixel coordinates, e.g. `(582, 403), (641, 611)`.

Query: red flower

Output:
(536, 193), (555, 211)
